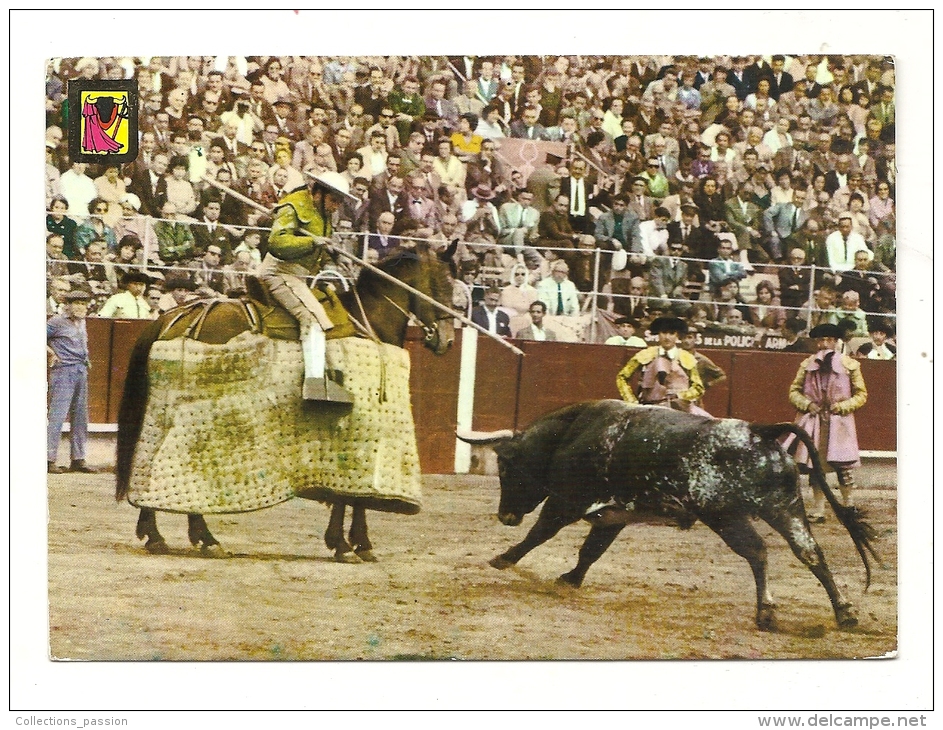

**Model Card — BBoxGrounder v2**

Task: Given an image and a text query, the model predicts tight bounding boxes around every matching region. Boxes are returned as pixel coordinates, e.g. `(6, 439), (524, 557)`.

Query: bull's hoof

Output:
(144, 538), (170, 555)
(756, 605), (778, 632)
(836, 604), (859, 629)
(489, 555), (514, 570)
(355, 549), (378, 563)
(556, 572), (583, 588)
(200, 543), (230, 558)
(334, 550), (363, 564)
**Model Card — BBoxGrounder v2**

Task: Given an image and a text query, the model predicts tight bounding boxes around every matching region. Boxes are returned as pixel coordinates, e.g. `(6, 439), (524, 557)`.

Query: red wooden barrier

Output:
(514, 341), (625, 430)
(698, 349), (734, 417)
(86, 323), (898, 473)
(472, 335), (521, 432)
(85, 318), (113, 424)
(406, 336), (462, 475)
(108, 320), (148, 422)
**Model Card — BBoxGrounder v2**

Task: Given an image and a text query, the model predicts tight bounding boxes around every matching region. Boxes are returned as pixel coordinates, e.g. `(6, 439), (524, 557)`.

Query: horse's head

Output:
(361, 250), (455, 354)
(415, 251), (455, 355)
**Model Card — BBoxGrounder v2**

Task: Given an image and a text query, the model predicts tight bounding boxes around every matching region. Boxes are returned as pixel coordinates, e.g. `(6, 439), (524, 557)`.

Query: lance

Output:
(446, 59), (467, 83)
(200, 175), (525, 356)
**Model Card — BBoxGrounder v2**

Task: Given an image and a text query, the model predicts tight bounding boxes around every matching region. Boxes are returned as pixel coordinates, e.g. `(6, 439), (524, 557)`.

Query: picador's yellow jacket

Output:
(262, 188), (356, 337)
(267, 188), (334, 272)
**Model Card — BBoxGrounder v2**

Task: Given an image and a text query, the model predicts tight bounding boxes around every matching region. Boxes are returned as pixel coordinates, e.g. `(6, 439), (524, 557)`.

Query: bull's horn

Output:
(456, 428), (515, 445)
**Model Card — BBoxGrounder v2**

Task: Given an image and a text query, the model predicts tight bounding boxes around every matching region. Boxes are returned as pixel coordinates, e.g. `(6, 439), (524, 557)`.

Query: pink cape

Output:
(82, 100), (122, 153)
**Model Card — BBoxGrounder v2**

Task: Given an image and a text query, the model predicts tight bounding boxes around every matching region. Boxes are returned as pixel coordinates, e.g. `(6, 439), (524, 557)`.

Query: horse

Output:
(116, 249), (455, 562)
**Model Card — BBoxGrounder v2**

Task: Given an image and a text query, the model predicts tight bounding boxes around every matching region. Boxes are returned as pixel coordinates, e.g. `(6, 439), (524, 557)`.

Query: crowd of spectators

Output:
(45, 54), (897, 353)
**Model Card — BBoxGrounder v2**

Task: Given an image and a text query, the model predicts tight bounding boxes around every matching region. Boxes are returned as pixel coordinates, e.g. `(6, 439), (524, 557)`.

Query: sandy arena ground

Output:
(47, 437), (896, 661)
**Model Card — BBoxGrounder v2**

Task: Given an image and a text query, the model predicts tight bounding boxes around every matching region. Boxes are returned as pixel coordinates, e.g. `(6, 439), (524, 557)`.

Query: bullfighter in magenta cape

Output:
(258, 170), (359, 404)
(615, 316), (708, 416)
(784, 322), (868, 522)
(82, 96), (123, 153)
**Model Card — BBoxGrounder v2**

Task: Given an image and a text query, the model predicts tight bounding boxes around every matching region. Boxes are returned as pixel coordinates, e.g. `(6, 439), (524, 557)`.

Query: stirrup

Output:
(303, 377), (354, 406)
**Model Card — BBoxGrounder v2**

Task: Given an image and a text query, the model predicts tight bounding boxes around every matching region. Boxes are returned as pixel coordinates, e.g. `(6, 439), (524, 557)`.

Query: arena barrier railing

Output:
(47, 211), (897, 343)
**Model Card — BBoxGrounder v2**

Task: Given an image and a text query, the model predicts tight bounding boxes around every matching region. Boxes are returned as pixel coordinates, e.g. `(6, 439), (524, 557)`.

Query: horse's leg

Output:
(136, 508), (169, 554)
(187, 514), (229, 558)
(325, 502), (361, 563)
(348, 505), (377, 562)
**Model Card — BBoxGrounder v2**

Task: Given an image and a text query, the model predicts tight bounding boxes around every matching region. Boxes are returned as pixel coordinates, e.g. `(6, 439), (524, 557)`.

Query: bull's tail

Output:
(115, 319), (162, 502)
(752, 423), (881, 589)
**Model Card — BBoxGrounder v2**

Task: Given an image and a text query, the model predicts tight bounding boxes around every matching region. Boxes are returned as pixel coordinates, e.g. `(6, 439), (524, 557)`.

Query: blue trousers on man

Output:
(47, 363), (88, 464)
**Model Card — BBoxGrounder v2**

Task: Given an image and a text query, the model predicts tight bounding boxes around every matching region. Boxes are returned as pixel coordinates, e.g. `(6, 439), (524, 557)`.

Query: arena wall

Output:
(85, 320), (896, 473)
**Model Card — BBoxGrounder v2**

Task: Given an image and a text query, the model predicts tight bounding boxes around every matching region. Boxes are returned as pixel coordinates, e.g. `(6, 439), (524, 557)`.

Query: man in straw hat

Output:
(783, 322), (868, 522)
(258, 170), (359, 404)
(615, 316), (707, 416)
(462, 184), (502, 266)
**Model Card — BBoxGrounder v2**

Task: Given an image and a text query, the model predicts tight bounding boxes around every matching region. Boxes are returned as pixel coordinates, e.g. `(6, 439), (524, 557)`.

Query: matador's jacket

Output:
(616, 346), (705, 408)
(786, 350), (867, 468)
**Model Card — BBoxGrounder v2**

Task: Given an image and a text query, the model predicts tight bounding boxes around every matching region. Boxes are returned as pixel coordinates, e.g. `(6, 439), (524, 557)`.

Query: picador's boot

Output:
(301, 325), (353, 407)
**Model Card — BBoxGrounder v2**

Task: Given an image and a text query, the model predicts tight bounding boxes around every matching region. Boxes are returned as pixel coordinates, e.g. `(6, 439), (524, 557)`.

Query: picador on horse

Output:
(116, 171), (456, 562)
(258, 172), (358, 405)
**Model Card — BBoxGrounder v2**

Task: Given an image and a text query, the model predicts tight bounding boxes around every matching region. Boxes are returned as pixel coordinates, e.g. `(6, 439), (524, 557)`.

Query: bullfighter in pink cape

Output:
(785, 322), (868, 522)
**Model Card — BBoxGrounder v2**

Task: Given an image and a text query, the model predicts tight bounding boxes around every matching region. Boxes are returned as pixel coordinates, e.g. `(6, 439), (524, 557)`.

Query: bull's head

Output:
(456, 429), (548, 526)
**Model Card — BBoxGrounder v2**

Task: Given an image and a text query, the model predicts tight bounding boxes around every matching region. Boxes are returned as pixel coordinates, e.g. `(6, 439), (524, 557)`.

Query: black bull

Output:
(458, 400), (880, 630)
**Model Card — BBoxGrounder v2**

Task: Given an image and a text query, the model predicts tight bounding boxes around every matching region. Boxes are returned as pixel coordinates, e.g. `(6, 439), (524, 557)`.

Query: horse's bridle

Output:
(381, 293), (451, 347)
(361, 250), (452, 349)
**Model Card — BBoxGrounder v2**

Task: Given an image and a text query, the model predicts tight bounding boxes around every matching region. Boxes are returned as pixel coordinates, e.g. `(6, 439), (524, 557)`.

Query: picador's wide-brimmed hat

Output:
(305, 170), (359, 203)
(808, 323), (843, 339)
(649, 316), (688, 335)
